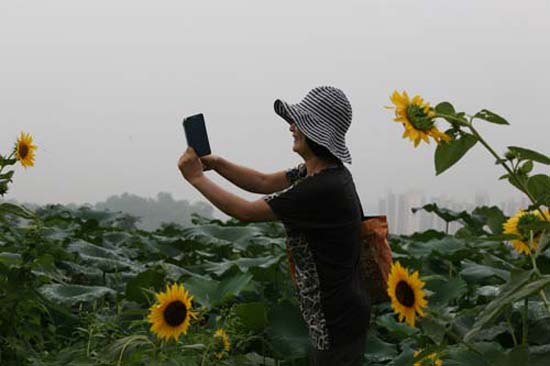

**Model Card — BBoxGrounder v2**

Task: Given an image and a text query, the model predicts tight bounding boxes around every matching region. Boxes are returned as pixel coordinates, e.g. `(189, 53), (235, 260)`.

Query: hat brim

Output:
(273, 98), (352, 164)
(274, 99), (294, 124)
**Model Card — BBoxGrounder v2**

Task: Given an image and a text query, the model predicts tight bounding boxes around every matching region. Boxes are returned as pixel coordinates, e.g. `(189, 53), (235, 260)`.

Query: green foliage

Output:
(435, 132), (478, 175)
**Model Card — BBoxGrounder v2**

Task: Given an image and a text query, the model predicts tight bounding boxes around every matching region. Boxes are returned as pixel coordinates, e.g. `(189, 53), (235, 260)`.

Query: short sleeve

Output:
(263, 167), (355, 231)
(285, 163), (307, 186)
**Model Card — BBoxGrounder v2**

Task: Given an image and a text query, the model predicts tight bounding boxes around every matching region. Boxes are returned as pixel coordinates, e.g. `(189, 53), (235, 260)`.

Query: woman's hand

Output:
(177, 147), (205, 183)
(200, 154), (220, 171)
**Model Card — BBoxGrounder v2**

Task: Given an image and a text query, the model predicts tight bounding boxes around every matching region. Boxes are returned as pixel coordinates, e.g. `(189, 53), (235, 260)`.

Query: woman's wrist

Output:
(212, 155), (224, 171)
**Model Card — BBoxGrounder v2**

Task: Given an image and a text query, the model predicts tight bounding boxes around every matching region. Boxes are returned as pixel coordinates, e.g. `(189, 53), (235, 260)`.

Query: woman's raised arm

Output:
(201, 155), (290, 194)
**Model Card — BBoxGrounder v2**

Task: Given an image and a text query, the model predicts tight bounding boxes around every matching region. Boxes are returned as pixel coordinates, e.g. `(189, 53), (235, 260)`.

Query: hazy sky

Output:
(1, 0), (549, 219)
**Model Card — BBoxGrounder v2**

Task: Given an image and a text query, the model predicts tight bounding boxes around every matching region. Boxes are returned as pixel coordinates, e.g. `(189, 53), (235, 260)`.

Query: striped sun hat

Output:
(274, 86), (353, 164)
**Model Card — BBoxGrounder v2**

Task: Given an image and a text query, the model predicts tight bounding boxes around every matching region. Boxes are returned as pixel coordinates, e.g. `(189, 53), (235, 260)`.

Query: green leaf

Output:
(363, 331), (398, 364)
(425, 276), (467, 306)
(520, 160), (534, 174)
(199, 255), (283, 276)
(527, 175), (550, 206)
(460, 260), (510, 283)
(508, 146), (550, 165)
(0, 202), (35, 219)
(0, 171), (14, 180)
(444, 342), (503, 366)
(233, 302), (268, 333)
(472, 206), (507, 234)
(267, 301), (310, 359)
(464, 271), (550, 342)
(0, 252), (22, 266)
(530, 344), (550, 366)
(0, 157), (17, 165)
(474, 109), (510, 125)
(67, 240), (136, 272)
(125, 267), (166, 304)
(183, 276), (219, 309)
(38, 284), (116, 306)
(417, 315), (447, 343)
(184, 273), (253, 309)
(388, 346), (415, 366)
(435, 133), (478, 175)
(181, 224), (268, 251)
(497, 345), (530, 366)
(375, 313), (418, 338)
(435, 101), (456, 115)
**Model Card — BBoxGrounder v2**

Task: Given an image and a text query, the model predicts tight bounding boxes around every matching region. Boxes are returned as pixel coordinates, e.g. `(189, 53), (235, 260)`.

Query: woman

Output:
(178, 86), (370, 366)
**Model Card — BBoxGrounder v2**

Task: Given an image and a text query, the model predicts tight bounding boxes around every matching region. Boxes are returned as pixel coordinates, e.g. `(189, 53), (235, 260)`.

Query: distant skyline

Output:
(2, 0), (549, 219)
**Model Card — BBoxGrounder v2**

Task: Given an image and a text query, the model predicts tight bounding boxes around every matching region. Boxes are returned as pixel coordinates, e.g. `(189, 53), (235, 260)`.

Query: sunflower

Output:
(15, 132), (37, 168)
(148, 283), (198, 341)
(213, 328), (231, 359)
(413, 350), (443, 366)
(387, 261), (428, 327)
(388, 91), (451, 147)
(503, 209), (550, 255)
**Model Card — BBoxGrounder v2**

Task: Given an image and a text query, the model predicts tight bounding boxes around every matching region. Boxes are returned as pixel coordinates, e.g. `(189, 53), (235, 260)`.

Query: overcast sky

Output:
(1, 0), (549, 219)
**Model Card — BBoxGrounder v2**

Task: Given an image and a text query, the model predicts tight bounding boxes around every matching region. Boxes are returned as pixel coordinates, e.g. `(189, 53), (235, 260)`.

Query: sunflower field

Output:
(2, 92), (550, 365)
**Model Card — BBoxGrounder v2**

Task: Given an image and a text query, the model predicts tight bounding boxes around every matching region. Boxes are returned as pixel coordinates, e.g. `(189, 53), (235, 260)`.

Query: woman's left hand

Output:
(178, 147), (204, 183)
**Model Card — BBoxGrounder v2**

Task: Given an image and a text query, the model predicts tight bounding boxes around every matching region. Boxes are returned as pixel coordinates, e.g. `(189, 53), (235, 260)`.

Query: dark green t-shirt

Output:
(263, 163), (370, 350)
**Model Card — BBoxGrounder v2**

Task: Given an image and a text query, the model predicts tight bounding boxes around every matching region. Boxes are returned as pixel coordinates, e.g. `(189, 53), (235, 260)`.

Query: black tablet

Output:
(183, 113), (211, 157)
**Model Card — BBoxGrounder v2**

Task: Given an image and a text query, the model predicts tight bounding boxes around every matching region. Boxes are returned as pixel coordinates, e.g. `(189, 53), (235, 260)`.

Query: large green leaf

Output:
(0, 202), (35, 219)
(474, 109), (510, 125)
(125, 266), (166, 304)
(497, 345), (530, 366)
(530, 344), (550, 366)
(363, 331), (398, 364)
(435, 132), (478, 175)
(199, 254), (283, 276)
(508, 146), (550, 165)
(460, 260), (510, 283)
(184, 272), (253, 309)
(411, 203), (486, 234)
(472, 206), (506, 234)
(527, 175), (550, 207)
(425, 275), (467, 306)
(375, 313), (418, 339)
(67, 240), (137, 272)
(233, 302), (269, 333)
(38, 284), (116, 306)
(464, 271), (550, 342)
(443, 342), (503, 366)
(267, 301), (310, 359)
(180, 224), (268, 251)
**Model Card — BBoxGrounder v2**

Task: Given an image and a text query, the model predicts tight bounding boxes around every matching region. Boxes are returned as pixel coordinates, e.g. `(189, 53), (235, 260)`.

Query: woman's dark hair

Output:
(304, 136), (343, 165)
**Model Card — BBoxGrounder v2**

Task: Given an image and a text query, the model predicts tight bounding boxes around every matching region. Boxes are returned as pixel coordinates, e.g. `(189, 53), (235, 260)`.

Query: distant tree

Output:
(94, 192), (214, 231)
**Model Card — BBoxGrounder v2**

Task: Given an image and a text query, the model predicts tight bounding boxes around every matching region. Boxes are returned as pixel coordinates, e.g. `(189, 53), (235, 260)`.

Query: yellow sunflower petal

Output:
(15, 132), (38, 168)
(148, 283), (196, 341)
(387, 261), (428, 327)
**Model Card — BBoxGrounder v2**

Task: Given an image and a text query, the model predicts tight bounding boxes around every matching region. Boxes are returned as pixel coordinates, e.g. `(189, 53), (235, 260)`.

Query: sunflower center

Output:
(163, 301), (188, 327)
(406, 104), (435, 131)
(395, 280), (415, 307)
(517, 213), (542, 240)
(215, 337), (226, 352)
(18, 143), (29, 159)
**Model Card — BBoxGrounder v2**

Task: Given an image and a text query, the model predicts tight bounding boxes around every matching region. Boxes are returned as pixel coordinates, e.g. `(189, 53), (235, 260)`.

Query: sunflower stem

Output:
(505, 312), (518, 346)
(200, 342), (212, 366)
(522, 298), (529, 346)
(434, 113), (470, 127)
(464, 119), (550, 228)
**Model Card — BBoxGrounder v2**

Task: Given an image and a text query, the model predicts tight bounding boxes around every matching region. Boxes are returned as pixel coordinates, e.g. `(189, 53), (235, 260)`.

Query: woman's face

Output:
(289, 123), (308, 156)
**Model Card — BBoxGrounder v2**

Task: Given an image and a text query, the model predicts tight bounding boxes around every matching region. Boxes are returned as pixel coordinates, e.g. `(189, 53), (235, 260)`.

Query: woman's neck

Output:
(304, 157), (339, 177)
